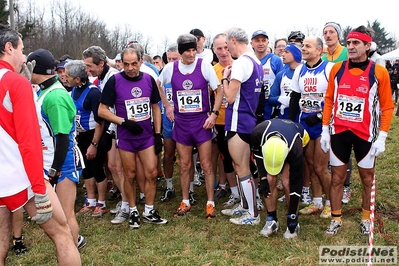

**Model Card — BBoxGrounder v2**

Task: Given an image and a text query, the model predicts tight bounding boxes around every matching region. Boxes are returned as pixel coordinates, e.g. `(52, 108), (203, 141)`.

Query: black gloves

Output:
(304, 113), (322, 127)
(259, 178), (271, 198)
(155, 133), (163, 155)
(49, 175), (59, 187)
(121, 119), (143, 135)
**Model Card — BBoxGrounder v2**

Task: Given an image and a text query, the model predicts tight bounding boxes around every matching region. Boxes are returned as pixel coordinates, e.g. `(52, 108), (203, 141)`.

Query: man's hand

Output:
(259, 178), (271, 198)
(154, 133), (163, 155)
(320, 125), (330, 153)
(20, 60), (36, 80)
(121, 119), (143, 135)
(31, 192), (53, 225)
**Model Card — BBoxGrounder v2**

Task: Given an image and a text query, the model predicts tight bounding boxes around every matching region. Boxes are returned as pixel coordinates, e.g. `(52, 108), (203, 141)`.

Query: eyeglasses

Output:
(276, 45), (286, 49)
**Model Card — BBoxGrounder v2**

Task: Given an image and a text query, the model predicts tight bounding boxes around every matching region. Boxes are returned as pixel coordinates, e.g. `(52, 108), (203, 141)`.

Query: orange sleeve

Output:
(375, 65), (394, 132)
(322, 62), (343, 126)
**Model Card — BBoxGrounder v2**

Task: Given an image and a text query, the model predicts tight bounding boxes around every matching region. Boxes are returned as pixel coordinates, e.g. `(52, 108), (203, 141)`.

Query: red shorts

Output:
(0, 188), (31, 212)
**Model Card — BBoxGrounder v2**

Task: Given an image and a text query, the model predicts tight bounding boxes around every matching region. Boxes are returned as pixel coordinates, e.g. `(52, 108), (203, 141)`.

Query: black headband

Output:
(178, 42), (197, 55)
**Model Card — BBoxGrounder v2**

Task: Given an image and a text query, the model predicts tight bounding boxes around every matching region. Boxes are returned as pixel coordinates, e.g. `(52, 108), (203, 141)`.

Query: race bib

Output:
(75, 114), (85, 132)
(177, 90), (202, 113)
(336, 94), (365, 122)
(166, 87), (173, 104)
(300, 94), (323, 113)
(125, 97), (151, 122)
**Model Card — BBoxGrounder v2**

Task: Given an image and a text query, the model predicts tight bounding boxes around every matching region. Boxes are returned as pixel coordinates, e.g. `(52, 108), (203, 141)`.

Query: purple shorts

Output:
(172, 114), (212, 146)
(117, 137), (154, 153)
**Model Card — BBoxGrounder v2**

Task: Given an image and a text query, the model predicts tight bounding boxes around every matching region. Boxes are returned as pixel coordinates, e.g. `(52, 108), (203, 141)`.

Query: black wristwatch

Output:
(91, 142), (99, 148)
(212, 110), (219, 116)
(48, 168), (59, 178)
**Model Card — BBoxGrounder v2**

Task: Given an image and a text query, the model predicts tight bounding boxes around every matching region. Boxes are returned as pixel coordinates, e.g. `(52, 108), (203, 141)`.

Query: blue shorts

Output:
(44, 169), (81, 184)
(117, 137), (154, 153)
(162, 112), (173, 139)
(172, 114), (212, 147)
(300, 120), (322, 140)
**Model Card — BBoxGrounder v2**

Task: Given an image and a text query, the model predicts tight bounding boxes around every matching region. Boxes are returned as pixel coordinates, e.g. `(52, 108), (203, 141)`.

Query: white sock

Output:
(325, 200), (331, 206)
(313, 197), (323, 208)
(98, 200), (106, 207)
(182, 199), (190, 206)
(207, 201), (215, 207)
(121, 201), (129, 211)
(140, 193), (145, 199)
(87, 198), (96, 207)
(219, 183), (226, 190)
(230, 186), (239, 198)
(129, 206), (138, 213)
(144, 205), (153, 214)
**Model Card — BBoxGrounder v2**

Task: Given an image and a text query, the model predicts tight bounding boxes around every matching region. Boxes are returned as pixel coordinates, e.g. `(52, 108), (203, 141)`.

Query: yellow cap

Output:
(261, 136), (289, 175)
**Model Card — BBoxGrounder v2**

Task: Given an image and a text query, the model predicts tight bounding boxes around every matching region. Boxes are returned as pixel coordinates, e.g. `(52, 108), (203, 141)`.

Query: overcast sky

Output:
(29, 0), (398, 55)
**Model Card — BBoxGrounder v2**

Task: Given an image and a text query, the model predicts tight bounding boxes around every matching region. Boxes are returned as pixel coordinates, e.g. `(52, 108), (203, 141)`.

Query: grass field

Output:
(6, 115), (399, 266)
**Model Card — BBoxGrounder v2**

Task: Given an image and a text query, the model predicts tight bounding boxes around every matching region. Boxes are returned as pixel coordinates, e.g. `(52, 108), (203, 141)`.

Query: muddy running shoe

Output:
(92, 203), (107, 217)
(229, 212), (260, 225)
(111, 208), (129, 224)
(223, 194), (240, 207)
(214, 186), (228, 200)
(259, 216), (279, 237)
(299, 202), (323, 215)
(13, 236), (28, 256)
(110, 201), (122, 214)
(160, 188), (176, 202)
(221, 203), (247, 216)
(320, 204), (331, 219)
(342, 186), (351, 204)
(206, 204), (216, 220)
(283, 224), (300, 239)
(325, 220), (342, 235)
(76, 202), (95, 215)
(174, 202), (191, 217)
(360, 220), (370, 235)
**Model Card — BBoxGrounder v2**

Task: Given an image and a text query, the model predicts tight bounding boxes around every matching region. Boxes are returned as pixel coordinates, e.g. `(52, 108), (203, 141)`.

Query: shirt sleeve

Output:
(375, 64), (394, 132)
(100, 75), (116, 107)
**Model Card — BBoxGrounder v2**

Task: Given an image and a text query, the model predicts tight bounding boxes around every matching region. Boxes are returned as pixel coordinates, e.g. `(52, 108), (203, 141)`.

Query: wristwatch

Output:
(212, 110), (219, 116)
(91, 142), (99, 148)
(48, 168), (59, 178)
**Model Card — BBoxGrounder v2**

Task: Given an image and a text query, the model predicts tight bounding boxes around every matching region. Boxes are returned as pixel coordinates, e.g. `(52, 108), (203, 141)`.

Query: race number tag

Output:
(75, 114), (85, 132)
(336, 94), (365, 122)
(177, 90), (202, 113)
(166, 87), (173, 104)
(125, 97), (150, 122)
(264, 81), (270, 99)
(300, 94), (323, 113)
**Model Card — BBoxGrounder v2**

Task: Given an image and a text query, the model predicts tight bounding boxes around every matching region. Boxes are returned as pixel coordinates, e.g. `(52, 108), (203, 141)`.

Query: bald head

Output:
(302, 36), (323, 64)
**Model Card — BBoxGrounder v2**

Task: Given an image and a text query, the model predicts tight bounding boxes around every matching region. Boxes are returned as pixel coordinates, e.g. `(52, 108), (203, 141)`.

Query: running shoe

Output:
(174, 202), (191, 217)
(160, 188), (176, 202)
(342, 186), (351, 204)
(111, 208), (129, 224)
(320, 204), (332, 219)
(229, 212), (260, 225)
(189, 191), (197, 205)
(110, 201), (122, 214)
(221, 203), (247, 216)
(325, 219), (342, 235)
(193, 173), (202, 187)
(138, 196), (146, 205)
(278, 195), (286, 202)
(299, 202), (323, 215)
(206, 204), (216, 220)
(360, 220), (370, 235)
(12, 236), (28, 256)
(259, 216), (279, 237)
(77, 235), (87, 250)
(76, 203), (95, 215)
(214, 187), (228, 200)
(256, 196), (264, 211)
(129, 210), (140, 229)
(142, 209), (168, 224)
(92, 203), (107, 217)
(223, 194), (240, 207)
(283, 224), (300, 239)
(301, 189), (312, 205)
(108, 189), (121, 201)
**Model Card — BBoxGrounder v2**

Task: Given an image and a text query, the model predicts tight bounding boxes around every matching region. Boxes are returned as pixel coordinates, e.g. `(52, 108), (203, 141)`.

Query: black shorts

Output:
(331, 130), (372, 165)
(225, 131), (251, 145)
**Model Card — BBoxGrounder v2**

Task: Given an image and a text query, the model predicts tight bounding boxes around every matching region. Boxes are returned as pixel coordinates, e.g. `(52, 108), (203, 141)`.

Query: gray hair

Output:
(121, 47), (142, 62)
(166, 43), (178, 53)
(82, 46), (107, 65)
(0, 24), (21, 57)
(65, 60), (88, 81)
(227, 28), (249, 45)
(316, 37), (324, 49)
(177, 34), (197, 45)
(212, 33), (227, 46)
(127, 43), (144, 59)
